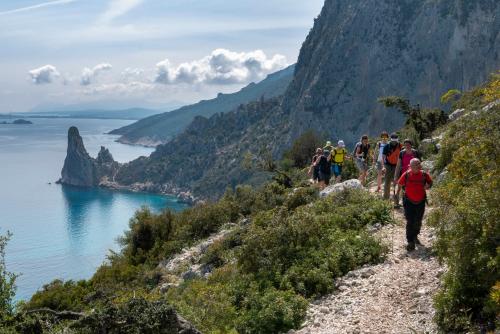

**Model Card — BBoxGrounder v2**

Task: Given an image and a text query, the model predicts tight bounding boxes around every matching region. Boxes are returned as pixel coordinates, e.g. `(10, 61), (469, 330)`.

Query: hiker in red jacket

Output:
(396, 158), (432, 251)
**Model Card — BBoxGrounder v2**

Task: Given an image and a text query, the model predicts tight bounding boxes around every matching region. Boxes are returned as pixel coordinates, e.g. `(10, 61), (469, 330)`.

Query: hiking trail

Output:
(292, 189), (444, 334)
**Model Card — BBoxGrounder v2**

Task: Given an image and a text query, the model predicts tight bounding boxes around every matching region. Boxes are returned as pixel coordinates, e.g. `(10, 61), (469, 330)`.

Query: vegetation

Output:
(0, 232), (17, 324)
(283, 130), (325, 168)
(429, 74), (500, 332)
(378, 96), (448, 144)
(2, 155), (393, 333)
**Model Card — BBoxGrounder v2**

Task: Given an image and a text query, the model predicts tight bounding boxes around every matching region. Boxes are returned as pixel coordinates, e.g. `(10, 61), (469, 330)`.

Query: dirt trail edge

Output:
(293, 200), (444, 334)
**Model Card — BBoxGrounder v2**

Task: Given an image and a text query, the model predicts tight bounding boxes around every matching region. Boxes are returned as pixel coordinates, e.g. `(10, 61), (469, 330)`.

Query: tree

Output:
(283, 130), (325, 168)
(0, 231), (17, 323)
(378, 96), (447, 140)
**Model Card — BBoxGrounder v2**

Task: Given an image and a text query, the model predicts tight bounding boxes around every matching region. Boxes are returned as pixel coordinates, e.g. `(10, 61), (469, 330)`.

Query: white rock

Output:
(448, 108), (466, 121)
(320, 179), (363, 197)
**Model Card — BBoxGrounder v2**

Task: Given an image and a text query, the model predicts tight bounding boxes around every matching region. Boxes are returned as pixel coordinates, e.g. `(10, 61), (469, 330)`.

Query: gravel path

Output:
(293, 207), (444, 334)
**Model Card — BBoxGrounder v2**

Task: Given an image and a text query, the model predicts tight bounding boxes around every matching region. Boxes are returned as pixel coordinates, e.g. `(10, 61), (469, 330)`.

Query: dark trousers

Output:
(403, 198), (425, 243)
(383, 164), (396, 200)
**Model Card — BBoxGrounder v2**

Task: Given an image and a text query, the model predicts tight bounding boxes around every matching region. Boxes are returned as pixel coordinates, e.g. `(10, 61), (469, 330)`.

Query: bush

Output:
(283, 130), (325, 168)
(0, 232), (17, 324)
(26, 280), (91, 312)
(236, 288), (308, 334)
(429, 94), (500, 331)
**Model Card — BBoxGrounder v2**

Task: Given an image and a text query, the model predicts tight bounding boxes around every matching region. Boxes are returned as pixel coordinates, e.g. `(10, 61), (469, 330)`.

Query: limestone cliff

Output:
(59, 127), (118, 187)
(282, 0), (500, 146)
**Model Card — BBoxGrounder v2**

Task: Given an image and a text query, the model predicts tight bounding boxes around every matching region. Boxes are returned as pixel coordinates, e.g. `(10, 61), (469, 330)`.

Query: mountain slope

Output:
(110, 65), (295, 146)
(282, 0), (500, 147)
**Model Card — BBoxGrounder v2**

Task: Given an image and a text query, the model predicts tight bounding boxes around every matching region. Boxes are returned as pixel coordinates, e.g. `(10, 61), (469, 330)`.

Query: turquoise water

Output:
(0, 118), (188, 301)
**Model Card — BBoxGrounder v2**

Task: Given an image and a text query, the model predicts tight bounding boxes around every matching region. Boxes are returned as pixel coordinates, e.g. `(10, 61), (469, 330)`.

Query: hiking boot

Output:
(414, 237), (422, 246)
(406, 242), (415, 252)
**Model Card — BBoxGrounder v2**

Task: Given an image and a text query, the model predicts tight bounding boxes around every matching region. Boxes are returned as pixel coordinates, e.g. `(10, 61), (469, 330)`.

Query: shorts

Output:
(376, 161), (383, 171)
(332, 164), (342, 177)
(318, 171), (331, 185)
(355, 158), (368, 172)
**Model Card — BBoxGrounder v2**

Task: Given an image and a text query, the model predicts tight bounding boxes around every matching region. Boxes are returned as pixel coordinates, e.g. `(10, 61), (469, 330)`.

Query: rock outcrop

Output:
(59, 127), (118, 187)
(319, 179), (363, 198)
(60, 127), (99, 187)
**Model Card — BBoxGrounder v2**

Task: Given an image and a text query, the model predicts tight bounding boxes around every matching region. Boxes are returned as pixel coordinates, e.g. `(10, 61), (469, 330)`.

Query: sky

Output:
(0, 0), (324, 113)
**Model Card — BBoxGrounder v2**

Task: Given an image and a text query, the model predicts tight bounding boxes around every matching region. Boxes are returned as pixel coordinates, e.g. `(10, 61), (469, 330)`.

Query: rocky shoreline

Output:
(99, 179), (197, 205)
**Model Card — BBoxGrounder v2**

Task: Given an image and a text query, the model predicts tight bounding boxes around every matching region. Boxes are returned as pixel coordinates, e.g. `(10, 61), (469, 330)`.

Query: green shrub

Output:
(235, 288), (308, 334)
(429, 99), (500, 331)
(26, 280), (91, 312)
(0, 232), (17, 324)
(283, 130), (325, 168)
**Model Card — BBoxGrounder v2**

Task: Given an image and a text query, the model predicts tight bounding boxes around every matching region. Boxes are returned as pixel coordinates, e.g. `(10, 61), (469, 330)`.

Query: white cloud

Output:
(99, 0), (144, 23)
(155, 49), (288, 85)
(29, 65), (60, 84)
(80, 63), (112, 85)
(0, 0), (77, 16)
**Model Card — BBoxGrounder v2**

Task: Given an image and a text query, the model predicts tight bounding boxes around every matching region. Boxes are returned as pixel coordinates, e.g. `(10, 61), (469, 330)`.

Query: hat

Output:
(326, 141), (332, 146)
(390, 133), (399, 140)
(337, 140), (345, 148)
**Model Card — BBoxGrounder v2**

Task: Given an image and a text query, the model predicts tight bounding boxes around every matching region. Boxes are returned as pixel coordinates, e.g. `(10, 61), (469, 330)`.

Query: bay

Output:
(0, 118), (188, 301)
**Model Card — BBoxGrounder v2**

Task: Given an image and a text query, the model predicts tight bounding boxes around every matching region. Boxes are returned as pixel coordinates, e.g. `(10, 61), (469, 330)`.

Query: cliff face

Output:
(282, 0), (500, 146)
(60, 127), (118, 187)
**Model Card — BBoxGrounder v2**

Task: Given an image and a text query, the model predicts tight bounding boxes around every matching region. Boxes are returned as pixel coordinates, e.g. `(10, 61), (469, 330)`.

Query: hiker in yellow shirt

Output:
(331, 140), (349, 183)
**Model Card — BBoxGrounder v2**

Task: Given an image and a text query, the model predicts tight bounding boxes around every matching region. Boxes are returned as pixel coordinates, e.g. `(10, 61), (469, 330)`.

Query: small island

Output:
(0, 119), (33, 125)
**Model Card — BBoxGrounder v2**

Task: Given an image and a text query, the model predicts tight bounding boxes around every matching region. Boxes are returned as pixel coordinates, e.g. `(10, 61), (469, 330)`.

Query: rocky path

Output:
(293, 206), (444, 334)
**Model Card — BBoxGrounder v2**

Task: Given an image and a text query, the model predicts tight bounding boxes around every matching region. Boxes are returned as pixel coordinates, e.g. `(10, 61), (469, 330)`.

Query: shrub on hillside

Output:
(283, 130), (325, 168)
(429, 94), (500, 332)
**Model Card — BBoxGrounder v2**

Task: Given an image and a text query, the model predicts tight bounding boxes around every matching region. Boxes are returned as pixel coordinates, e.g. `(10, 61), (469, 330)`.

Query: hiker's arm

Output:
(396, 183), (402, 196)
(394, 158), (401, 183)
(425, 174), (433, 190)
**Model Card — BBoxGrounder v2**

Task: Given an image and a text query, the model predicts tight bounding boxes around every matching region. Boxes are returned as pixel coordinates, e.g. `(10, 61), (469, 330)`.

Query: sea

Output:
(0, 118), (188, 301)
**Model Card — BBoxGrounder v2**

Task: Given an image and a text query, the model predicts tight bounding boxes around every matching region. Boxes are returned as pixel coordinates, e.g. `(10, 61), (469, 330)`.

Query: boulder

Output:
(320, 179), (362, 198)
(448, 108), (466, 121)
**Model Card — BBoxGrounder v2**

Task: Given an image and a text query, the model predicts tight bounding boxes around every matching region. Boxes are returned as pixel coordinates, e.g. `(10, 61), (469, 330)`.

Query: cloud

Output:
(155, 49), (288, 85)
(99, 0), (144, 23)
(29, 65), (60, 84)
(80, 63), (113, 85)
(0, 0), (77, 16)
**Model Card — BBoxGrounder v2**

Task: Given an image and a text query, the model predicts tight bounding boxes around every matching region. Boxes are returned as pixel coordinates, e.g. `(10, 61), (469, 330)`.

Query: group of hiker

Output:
(308, 132), (433, 251)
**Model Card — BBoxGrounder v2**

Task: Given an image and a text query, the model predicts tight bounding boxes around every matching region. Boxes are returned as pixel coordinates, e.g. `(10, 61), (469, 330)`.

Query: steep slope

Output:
(282, 0), (500, 147)
(113, 97), (287, 199)
(110, 65), (295, 146)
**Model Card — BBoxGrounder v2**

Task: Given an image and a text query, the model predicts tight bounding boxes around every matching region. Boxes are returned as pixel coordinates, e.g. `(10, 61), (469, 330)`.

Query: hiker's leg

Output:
(414, 201), (426, 238)
(403, 198), (417, 243)
(383, 164), (395, 200)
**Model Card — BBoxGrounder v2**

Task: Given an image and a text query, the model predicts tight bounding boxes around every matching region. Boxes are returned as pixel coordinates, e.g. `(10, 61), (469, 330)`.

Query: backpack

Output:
(332, 148), (346, 164)
(403, 170), (430, 203)
(318, 155), (331, 174)
(385, 143), (402, 165)
(353, 143), (370, 159)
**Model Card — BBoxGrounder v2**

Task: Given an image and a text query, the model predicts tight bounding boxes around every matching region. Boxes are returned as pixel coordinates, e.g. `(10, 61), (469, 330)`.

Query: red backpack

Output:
(386, 143), (402, 165)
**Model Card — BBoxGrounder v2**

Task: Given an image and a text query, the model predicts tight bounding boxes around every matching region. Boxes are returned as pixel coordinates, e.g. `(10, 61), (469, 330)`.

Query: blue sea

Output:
(0, 118), (188, 301)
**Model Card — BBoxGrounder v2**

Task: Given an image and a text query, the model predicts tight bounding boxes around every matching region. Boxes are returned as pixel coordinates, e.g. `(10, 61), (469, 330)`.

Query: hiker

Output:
(382, 133), (403, 203)
(314, 149), (332, 190)
(331, 140), (348, 183)
(373, 131), (389, 192)
(354, 135), (371, 185)
(308, 148), (323, 183)
(393, 139), (421, 207)
(396, 158), (432, 251)
(323, 140), (334, 154)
